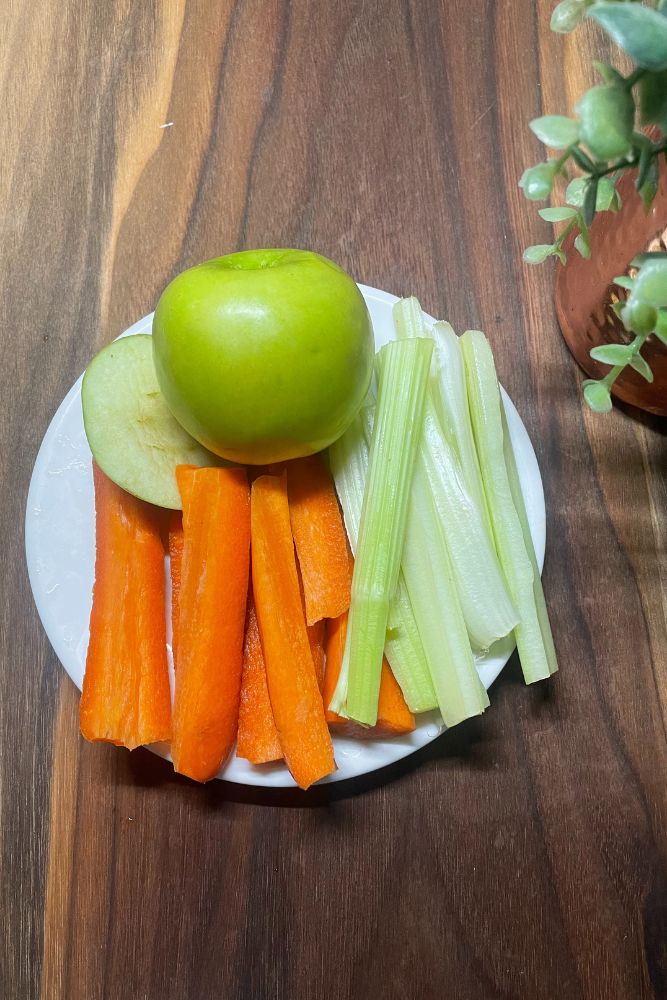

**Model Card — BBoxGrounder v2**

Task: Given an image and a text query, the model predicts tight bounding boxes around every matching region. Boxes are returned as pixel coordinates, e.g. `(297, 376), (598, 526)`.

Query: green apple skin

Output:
(152, 250), (374, 464)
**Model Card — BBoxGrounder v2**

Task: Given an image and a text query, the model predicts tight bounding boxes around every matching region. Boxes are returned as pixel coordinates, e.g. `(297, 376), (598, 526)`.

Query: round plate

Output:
(25, 284), (545, 787)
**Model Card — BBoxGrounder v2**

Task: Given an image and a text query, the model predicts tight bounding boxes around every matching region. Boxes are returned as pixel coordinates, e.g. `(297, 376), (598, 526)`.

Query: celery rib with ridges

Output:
(431, 319), (493, 540)
(327, 410), (368, 555)
(402, 460), (489, 726)
(358, 395), (488, 726)
(393, 298), (518, 651)
(329, 414), (437, 713)
(384, 576), (437, 713)
(461, 329), (557, 683)
(329, 337), (433, 725)
(501, 403), (558, 676)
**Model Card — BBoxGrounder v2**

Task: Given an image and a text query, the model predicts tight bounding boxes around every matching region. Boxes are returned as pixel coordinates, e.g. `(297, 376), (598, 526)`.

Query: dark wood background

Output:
(2, 1), (666, 997)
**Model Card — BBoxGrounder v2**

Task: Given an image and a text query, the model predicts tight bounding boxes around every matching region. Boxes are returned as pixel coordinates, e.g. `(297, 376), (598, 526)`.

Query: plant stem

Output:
(628, 331), (650, 358)
(602, 364), (624, 391)
(554, 218), (577, 252)
(554, 149), (572, 173)
(602, 332), (650, 391)
(594, 142), (667, 180)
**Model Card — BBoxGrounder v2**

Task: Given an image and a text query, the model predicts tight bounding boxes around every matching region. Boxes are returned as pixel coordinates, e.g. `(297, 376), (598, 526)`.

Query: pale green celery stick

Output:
(330, 337), (433, 725)
(384, 577), (438, 712)
(501, 403), (558, 676)
(360, 395), (487, 725)
(418, 399), (518, 650)
(328, 411), (367, 555)
(329, 411), (437, 713)
(354, 406), (438, 713)
(393, 301), (489, 530)
(392, 295), (427, 340)
(461, 329), (556, 683)
(401, 460), (489, 727)
(430, 320), (494, 540)
(393, 298), (517, 650)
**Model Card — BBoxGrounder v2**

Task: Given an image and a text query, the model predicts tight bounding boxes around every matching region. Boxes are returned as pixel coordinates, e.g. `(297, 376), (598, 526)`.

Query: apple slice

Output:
(82, 334), (220, 509)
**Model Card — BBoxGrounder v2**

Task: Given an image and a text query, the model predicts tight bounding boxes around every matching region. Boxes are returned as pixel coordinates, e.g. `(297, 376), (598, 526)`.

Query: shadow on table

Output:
(119, 648), (558, 808)
(615, 400), (667, 433)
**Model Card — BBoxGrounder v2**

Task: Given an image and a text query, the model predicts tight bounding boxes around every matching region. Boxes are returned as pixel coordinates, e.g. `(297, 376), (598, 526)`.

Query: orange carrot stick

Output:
(324, 613), (415, 739)
(168, 510), (184, 668)
(236, 597), (282, 764)
(308, 619), (326, 693)
(296, 562), (327, 692)
(287, 454), (352, 625)
(251, 473), (336, 788)
(168, 463), (198, 668)
(80, 463), (171, 749)
(171, 465), (250, 782)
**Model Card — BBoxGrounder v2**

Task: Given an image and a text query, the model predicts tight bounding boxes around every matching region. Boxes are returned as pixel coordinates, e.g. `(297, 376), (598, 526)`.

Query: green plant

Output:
(520, 0), (667, 411)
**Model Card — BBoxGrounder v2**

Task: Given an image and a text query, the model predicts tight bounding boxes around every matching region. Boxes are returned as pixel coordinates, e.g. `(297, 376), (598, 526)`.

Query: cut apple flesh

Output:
(82, 334), (220, 509)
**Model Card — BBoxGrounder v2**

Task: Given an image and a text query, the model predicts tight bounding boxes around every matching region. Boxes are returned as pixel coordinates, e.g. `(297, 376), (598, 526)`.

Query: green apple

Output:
(82, 335), (220, 509)
(152, 249), (374, 464)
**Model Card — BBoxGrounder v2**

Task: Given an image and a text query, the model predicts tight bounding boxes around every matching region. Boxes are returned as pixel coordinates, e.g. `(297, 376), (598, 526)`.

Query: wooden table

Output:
(4, 3), (667, 997)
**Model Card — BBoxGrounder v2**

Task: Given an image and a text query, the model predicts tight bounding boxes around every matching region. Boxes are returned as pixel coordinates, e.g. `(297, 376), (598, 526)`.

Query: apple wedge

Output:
(82, 335), (220, 509)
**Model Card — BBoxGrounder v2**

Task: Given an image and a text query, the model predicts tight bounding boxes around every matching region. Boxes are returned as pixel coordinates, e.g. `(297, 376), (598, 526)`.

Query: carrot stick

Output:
(80, 463), (171, 749)
(296, 562), (326, 692)
(169, 464), (200, 671)
(287, 454), (352, 625)
(308, 619), (326, 693)
(171, 465), (250, 782)
(324, 612), (415, 739)
(236, 596), (282, 764)
(168, 510), (184, 668)
(251, 473), (336, 788)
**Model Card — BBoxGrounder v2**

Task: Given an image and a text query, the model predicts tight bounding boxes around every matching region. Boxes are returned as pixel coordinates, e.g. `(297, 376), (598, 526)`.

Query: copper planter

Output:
(554, 163), (667, 416)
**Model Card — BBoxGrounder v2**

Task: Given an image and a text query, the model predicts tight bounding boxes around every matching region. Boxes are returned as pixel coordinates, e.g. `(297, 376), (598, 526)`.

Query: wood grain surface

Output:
(2, 1), (666, 998)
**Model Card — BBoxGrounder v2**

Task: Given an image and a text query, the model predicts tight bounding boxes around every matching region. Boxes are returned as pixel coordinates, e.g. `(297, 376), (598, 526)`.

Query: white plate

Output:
(25, 284), (545, 787)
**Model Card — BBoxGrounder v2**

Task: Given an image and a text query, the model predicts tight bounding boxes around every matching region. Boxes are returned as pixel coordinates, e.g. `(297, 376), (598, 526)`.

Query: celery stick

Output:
(393, 298), (517, 650)
(392, 295), (425, 338)
(360, 394), (487, 725)
(418, 399), (518, 650)
(402, 460), (489, 727)
(384, 577), (438, 712)
(328, 411), (367, 555)
(461, 329), (557, 683)
(501, 403), (558, 676)
(393, 301), (489, 531)
(431, 320), (493, 539)
(329, 413), (437, 713)
(329, 337), (432, 725)
(356, 405), (438, 711)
